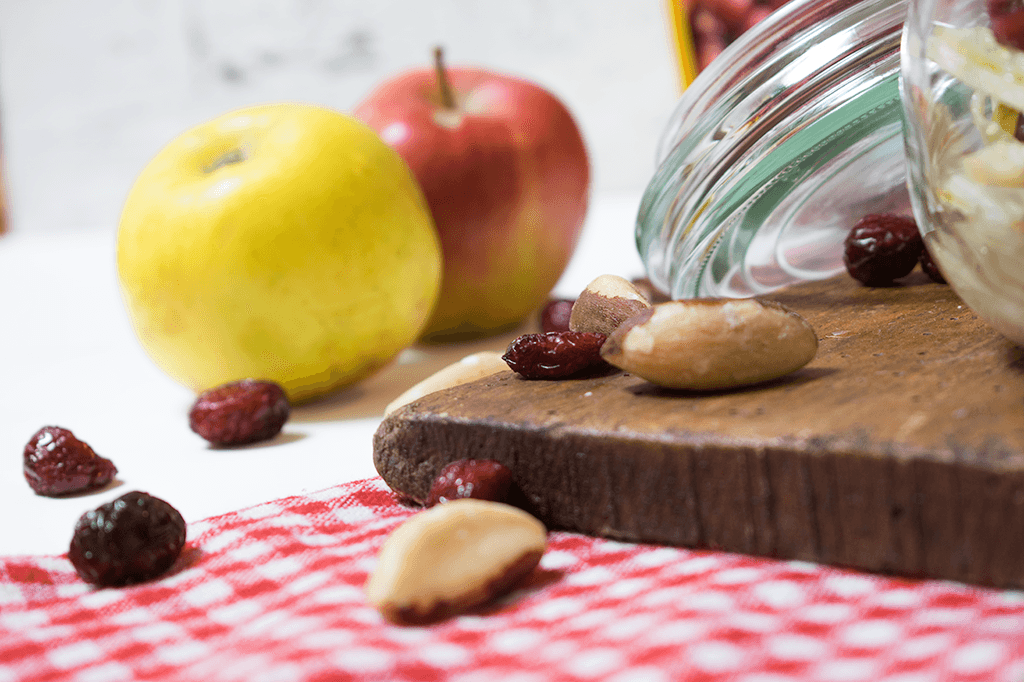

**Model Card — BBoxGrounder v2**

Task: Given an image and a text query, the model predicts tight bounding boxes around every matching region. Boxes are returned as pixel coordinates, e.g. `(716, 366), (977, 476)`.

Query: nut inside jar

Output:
(903, 20), (1024, 343)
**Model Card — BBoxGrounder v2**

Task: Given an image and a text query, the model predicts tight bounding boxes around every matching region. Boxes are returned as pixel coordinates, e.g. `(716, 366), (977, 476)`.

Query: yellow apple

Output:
(117, 103), (442, 403)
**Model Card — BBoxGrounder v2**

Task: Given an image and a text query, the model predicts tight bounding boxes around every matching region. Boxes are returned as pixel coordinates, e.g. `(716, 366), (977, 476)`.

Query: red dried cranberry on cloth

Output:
(68, 491), (187, 587)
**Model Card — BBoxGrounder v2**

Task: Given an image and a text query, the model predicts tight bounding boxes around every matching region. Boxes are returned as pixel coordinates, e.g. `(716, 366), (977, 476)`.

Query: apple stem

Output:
(204, 148), (247, 174)
(433, 46), (457, 110)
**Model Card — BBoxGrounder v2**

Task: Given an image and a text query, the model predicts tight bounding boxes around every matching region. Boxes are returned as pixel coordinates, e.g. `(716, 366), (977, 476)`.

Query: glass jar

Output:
(901, 0), (1024, 345)
(638, 0), (910, 299)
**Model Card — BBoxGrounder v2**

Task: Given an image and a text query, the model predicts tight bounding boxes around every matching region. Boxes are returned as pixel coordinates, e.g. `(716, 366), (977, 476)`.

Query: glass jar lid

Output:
(638, 0), (911, 299)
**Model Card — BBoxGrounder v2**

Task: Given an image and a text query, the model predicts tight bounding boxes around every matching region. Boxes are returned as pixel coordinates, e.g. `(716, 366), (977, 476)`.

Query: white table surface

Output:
(0, 191), (647, 557)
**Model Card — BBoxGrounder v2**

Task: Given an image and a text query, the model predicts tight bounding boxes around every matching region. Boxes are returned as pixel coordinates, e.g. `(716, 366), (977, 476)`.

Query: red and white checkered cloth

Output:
(2, 476), (1023, 682)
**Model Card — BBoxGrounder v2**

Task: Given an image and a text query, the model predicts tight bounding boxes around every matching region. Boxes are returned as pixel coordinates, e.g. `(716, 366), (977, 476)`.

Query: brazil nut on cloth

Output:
(2, 477), (1023, 682)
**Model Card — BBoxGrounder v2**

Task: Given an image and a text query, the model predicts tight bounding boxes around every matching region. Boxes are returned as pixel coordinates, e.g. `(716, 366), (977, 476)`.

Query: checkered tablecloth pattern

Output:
(2, 476), (1023, 682)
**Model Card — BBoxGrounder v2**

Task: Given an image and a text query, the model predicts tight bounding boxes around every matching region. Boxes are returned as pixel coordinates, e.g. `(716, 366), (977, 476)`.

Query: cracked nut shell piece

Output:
(569, 274), (652, 335)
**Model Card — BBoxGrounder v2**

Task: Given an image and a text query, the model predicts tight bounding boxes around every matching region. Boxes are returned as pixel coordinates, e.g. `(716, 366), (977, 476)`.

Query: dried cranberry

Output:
(23, 427), (117, 497)
(989, 0), (1024, 50)
(539, 298), (575, 333)
(502, 331), (608, 379)
(68, 491), (187, 586)
(189, 379), (290, 446)
(843, 214), (923, 286)
(427, 459), (513, 506)
(919, 246), (947, 284)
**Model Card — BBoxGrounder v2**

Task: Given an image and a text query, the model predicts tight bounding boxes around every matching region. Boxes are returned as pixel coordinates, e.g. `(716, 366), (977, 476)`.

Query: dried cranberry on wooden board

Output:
(68, 491), (187, 587)
(23, 426), (117, 497)
(843, 214), (923, 286)
(502, 331), (608, 379)
(919, 246), (947, 284)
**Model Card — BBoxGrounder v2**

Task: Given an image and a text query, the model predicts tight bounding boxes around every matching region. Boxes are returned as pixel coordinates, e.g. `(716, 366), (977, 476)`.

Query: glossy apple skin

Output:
(355, 67), (590, 339)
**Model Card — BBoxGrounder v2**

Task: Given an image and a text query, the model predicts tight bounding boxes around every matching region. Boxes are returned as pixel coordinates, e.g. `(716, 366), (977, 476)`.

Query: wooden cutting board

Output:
(373, 272), (1024, 589)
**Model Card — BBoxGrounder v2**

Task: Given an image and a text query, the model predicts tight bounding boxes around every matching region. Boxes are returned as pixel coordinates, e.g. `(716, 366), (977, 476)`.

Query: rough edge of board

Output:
(374, 398), (1024, 589)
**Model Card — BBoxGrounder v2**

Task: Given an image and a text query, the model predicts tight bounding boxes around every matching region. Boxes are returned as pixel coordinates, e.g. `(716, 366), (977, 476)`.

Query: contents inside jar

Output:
(917, 21), (1024, 340)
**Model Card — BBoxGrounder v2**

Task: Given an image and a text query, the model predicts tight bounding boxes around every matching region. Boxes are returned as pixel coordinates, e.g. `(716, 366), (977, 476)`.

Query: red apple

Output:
(354, 48), (590, 340)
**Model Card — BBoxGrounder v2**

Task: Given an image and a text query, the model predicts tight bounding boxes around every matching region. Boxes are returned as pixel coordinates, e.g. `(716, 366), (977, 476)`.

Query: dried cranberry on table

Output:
(68, 491), (187, 587)
(538, 298), (575, 333)
(427, 459), (513, 506)
(23, 426), (117, 496)
(843, 214), (924, 286)
(189, 379), (290, 446)
(502, 331), (609, 379)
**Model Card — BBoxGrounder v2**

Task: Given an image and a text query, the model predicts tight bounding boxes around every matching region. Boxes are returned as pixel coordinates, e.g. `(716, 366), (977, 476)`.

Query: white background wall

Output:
(0, 0), (682, 234)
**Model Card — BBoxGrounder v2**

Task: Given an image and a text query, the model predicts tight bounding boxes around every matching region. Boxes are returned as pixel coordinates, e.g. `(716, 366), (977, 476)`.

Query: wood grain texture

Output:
(373, 272), (1024, 588)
